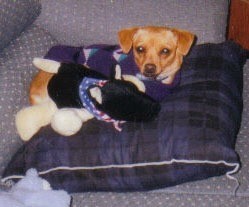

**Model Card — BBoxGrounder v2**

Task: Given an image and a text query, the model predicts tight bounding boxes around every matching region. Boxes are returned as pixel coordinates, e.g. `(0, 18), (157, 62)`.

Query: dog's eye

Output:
(136, 46), (145, 53)
(161, 48), (169, 55)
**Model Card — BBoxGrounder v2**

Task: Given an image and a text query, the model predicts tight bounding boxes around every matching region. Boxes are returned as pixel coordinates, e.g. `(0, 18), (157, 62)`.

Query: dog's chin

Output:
(136, 73), (156, 81)
(156, 75), (169, 81)
(143, 69), (170, 81)
(144, 74), (158, 80)
(156, 70), (174, 81)
(136, 72), (169, 82)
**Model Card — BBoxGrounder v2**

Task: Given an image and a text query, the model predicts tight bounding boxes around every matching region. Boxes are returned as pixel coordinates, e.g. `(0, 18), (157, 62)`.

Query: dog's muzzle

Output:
(143, 64), (157, 78)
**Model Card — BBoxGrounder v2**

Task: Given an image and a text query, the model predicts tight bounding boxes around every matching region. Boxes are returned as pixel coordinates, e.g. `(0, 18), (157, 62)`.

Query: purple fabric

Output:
(44, 45), (180, 101)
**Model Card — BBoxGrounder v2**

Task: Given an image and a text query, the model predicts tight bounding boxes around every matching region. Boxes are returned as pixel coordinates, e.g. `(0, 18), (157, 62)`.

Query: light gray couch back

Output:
(35, 0), (229, 46)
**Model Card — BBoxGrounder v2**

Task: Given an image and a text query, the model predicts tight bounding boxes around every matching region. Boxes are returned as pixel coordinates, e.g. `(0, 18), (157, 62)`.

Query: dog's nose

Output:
(144, 64), (156, 77)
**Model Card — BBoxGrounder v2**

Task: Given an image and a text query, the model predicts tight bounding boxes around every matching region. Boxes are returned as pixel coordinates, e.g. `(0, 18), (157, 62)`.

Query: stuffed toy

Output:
(0, 169), (71, 207)
(16, 58), (160, 141)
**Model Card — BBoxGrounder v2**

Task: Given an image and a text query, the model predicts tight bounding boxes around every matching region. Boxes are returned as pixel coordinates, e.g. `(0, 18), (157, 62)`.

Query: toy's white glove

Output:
(51, 108), (94, 136)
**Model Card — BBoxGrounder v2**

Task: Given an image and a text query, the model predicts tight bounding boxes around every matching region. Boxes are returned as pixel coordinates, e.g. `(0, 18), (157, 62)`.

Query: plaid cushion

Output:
(2, 41), (248, 193)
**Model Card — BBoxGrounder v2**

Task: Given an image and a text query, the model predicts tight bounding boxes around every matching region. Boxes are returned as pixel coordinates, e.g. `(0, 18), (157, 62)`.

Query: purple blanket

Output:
(44, 45), (180, 101)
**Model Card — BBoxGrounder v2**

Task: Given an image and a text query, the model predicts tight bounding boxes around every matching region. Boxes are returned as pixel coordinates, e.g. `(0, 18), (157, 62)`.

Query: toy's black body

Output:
(48, 63), (106, 108)
(48, 63), (161, 122)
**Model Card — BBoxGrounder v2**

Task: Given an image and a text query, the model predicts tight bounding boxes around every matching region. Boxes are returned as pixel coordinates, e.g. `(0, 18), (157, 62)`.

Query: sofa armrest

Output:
(0, 0), (41, 51)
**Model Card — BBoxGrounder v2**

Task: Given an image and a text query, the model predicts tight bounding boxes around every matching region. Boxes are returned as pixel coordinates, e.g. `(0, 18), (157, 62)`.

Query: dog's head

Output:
(118, 26), (195, 83)
(88, 66), (161, 122)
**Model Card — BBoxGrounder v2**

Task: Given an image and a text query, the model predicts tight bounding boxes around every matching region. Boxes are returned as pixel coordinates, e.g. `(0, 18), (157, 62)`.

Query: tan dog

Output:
(30, 26), (195, 105)
(30, 70), (53, 105)
(118, 26), (195, 84)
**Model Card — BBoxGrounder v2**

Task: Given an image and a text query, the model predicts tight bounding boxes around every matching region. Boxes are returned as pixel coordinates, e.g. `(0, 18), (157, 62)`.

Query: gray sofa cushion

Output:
(235, 60), (249, 195)
(0, 0), (41, 51)
(72, 191), (249, 207)
(0, 25), (57, 175)
(35, 0), (228, 46)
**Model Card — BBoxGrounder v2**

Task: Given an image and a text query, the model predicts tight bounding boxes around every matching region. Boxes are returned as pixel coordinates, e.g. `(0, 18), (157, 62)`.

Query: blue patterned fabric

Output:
(79, 78), (125, 131)
(2, 41), (248, 193)
(79, 78), (108, 119)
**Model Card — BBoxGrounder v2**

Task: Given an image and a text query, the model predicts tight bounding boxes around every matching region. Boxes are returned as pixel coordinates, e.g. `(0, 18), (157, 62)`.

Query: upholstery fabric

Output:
(2, 0), (249, 205)
(0, 0), (41, 51)
(3, 41), (247, 194)
(35, 0), (228, 46)
(0, 25), (57, 175)
(71, 192), (249, 207)
(235, 60), (249, 195)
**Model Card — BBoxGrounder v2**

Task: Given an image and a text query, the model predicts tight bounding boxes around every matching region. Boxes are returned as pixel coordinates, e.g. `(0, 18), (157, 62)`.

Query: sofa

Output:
(0, 0), (249, 206)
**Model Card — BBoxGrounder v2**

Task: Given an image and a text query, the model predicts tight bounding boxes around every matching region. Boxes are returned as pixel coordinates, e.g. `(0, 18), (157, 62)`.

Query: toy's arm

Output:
(51, 108), (94, 136)
(122, 75), (146, 92)
(113, 65), (145, 93)
(33, 58), (61, 74)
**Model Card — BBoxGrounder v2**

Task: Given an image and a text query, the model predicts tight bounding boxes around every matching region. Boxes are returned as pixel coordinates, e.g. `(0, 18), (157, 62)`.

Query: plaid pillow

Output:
(2, 41), (248, 193)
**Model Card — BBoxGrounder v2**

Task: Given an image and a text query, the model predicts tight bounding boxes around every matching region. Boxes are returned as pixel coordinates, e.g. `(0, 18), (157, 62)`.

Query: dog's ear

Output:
(172, 29), (195, 55)
(89, 87), (102, 104)
(118, 27), (139, 53)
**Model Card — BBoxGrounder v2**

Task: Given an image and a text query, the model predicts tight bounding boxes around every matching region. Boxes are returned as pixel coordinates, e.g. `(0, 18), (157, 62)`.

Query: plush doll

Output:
(16, 58), (160, 141)
(0, 169), (71, 207)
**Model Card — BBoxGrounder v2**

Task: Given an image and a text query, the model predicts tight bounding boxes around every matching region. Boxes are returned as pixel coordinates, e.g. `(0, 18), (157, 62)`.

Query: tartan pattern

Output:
(2, 41), (248, 193)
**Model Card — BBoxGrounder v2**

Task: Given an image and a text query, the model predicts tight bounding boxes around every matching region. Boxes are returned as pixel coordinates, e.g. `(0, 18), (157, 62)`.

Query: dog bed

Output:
(2, 41), (248, 193)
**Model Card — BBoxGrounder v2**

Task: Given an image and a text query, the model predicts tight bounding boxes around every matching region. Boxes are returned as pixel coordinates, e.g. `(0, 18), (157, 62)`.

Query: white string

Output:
(2, 159), (240, 194)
